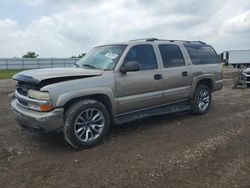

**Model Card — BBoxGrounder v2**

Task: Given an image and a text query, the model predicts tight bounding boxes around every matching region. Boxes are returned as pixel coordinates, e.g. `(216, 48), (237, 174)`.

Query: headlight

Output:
(28, 89), (51, 100)
(27, 90), (53, 111)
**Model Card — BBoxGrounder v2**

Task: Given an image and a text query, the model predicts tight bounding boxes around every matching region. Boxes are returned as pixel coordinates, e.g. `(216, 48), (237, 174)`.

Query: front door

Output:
(115, 44), (163, 114)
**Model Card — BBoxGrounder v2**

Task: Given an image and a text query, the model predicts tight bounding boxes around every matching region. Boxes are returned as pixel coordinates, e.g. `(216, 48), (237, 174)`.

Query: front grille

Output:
(15, 81), (38, 108)
(16, 87), (28, 96)
(16, 82), (37, 96)
(17, 98), (28, 107)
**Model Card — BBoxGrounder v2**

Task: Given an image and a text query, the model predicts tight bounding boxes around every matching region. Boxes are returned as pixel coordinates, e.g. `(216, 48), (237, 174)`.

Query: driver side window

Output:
(124, 44), (158, 70)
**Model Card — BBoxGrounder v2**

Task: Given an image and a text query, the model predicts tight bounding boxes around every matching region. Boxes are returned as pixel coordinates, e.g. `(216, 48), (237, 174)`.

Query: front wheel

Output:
(63, 99), (110, 149)
(191, 84), (211, 115)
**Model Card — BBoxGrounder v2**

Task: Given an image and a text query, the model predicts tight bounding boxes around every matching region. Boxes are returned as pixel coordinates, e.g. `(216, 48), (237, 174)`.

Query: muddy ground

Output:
(0, 68), (250, 188)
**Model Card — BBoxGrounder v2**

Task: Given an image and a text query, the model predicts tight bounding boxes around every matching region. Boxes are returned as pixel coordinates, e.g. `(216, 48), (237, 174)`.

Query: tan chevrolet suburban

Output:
(10, 38), (223, 149)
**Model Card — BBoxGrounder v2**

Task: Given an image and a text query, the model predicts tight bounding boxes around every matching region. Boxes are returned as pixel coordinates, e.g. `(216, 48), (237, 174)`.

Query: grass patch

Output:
(0, 69), (25, 79)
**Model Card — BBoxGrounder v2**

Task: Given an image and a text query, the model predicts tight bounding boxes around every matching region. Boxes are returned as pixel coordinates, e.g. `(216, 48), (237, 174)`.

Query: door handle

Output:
(182, 71), (188, 76)
(154, 74), (162, 80)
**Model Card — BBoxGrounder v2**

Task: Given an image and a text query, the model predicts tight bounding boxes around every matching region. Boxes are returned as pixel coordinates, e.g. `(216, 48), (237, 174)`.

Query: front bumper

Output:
(213, 79), (223, 91)
(241, 73), (250, 83)
(10, 98), (64, 132)
(245, 75), (250, 83)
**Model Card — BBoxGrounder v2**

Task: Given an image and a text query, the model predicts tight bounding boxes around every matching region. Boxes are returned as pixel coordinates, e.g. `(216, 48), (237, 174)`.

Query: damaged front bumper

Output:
(243, 73), (250, 83)
(9, 93), (64, 132)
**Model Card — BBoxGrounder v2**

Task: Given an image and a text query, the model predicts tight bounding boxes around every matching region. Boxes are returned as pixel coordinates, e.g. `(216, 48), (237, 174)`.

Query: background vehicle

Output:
(221, 50), (250, 68)
(243, 68), (250, 87)
(10, 38), (223, 149)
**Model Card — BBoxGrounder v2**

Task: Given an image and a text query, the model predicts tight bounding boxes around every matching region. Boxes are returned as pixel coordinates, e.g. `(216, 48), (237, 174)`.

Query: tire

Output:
(190, 84), (211, 115)
(63, 99), (110, 149)
(247, 83), (250, 87)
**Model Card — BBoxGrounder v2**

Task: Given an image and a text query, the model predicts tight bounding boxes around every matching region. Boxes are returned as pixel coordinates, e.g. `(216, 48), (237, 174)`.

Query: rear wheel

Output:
(191, 84), (211, 115)
(247, 83), (250, 87)
(63, 99), (110, 149)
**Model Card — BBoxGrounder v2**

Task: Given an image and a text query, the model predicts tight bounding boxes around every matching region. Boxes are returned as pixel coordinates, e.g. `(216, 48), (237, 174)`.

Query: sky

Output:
(0, 0), (250, 57)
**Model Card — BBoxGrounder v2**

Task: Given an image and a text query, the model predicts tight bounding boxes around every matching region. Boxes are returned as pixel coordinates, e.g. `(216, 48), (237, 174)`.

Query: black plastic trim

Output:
(113, 101), (191, 125)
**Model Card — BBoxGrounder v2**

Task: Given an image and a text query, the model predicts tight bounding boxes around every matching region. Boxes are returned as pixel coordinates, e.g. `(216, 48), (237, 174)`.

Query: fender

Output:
(188, 74), (215, 99)
(56, 87), (117, 114)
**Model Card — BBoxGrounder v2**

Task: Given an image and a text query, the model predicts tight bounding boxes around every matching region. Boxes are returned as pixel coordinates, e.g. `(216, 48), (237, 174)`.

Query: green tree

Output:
(22, 51), (39, 58)
(71, 53), (86, 58)
(77, 53), (86, 58)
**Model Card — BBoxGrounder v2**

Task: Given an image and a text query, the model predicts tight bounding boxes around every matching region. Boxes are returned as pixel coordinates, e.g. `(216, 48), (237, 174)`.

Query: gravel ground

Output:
(0, 68), (250, 188)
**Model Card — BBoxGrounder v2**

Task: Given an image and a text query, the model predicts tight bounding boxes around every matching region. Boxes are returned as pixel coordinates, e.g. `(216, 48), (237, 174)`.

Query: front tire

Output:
(63, 99), (110, 149)
(191, 84), (211, 115)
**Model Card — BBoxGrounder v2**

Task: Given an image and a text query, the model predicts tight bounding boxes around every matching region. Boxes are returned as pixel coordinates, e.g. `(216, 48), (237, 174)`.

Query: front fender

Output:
(56, 87), (116, 113)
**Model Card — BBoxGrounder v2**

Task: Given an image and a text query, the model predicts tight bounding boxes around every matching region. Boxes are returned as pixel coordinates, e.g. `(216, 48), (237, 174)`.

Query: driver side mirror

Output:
(120, 61), (140, 74)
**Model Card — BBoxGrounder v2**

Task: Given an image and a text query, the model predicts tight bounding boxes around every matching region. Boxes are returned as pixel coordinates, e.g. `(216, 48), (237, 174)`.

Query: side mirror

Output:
(120, 61), (140, 74)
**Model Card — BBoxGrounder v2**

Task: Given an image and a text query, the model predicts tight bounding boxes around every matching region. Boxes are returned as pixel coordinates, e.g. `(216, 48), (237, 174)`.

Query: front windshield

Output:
(76, 45), (127, 70)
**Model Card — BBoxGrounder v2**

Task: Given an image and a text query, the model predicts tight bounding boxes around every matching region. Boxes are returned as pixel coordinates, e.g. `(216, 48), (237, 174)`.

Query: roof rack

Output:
(129, 38), (206, 44)
(129, 38), (158, 42)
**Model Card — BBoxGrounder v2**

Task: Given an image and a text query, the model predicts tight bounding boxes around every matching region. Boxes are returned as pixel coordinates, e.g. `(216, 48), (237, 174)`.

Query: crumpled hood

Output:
(13, 67), (104, 84)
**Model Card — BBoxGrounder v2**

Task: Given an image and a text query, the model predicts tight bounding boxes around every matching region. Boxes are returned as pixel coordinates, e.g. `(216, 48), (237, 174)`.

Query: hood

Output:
(13, 67), (104, 85)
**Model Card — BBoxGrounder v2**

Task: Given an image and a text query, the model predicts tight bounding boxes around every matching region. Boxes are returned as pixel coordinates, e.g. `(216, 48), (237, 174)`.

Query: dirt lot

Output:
(0, 69), (250, 188)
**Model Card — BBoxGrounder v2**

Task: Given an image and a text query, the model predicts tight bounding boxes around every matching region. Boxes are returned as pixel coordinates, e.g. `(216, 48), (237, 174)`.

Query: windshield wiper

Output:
(82, 64), (97, 69)
(74, 63), (80, 68)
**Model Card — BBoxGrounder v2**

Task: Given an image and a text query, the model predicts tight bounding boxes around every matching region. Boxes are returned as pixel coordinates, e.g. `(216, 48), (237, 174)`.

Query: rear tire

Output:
(63, 99), (110, 149)
(190, 84), (211, 115)
(247, 83), (250, 87)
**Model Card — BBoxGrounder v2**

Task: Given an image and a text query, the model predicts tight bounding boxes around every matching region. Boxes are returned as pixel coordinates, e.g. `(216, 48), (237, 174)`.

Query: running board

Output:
(113, 101), (191, 125)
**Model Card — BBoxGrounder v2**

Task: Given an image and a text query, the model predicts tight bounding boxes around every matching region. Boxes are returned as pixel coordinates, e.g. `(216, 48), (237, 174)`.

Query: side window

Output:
(158, 44), (185, 68)
(125, 45), (157, 70)
(184, 44), (220, 65)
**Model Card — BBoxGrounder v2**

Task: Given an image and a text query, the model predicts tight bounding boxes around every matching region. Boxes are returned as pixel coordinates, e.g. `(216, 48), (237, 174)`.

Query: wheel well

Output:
(64, 94), (113, 115)
(197, 79), (213, 90)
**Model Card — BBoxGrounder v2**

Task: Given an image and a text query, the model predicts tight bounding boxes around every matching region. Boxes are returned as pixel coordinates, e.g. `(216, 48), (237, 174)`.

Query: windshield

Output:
(76, 45), (127, 70)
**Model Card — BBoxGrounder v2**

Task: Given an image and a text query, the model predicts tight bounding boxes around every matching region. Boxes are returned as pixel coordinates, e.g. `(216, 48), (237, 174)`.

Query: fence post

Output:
(6, 59), (8, 70)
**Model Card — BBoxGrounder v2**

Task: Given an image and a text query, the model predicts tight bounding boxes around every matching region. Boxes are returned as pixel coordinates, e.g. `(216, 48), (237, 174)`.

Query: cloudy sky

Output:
(0, 0), (250, 57)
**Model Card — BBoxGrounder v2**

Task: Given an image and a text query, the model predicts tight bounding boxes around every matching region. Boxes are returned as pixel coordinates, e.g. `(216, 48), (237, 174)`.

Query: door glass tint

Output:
(125, 45), (157, 70)
(159, 44), (185, 68)
(184, 44), (219, 64)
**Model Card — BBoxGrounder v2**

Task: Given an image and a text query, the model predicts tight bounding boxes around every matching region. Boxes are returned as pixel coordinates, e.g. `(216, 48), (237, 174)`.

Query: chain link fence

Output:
(0, 58), (81, 70)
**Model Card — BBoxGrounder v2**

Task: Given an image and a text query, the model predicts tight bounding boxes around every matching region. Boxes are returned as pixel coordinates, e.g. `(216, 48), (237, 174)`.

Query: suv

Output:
(10, 38), (223, 149)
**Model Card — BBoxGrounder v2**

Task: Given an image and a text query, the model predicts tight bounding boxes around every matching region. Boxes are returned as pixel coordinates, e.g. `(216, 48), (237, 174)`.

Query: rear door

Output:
(158, 44), (192, 103)
(114, 44), (163, 114)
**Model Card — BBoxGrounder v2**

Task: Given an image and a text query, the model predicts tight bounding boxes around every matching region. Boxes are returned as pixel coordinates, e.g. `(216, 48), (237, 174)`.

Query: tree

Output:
(77, 53), (86, 58)
(71, 53), (86, 58)
(22, 51), (39, 58)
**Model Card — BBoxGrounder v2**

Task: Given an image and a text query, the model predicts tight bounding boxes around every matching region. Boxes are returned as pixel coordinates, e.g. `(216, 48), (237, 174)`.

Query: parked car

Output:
(9, 38), (223, 149)
(243, 67), (250, 87)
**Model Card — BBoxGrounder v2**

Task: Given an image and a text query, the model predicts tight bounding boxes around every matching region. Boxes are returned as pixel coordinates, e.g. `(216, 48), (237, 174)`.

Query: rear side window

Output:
(184, 44), (219, 65)
(158, 44), (185, 68)
(125, 44), (157, 70)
